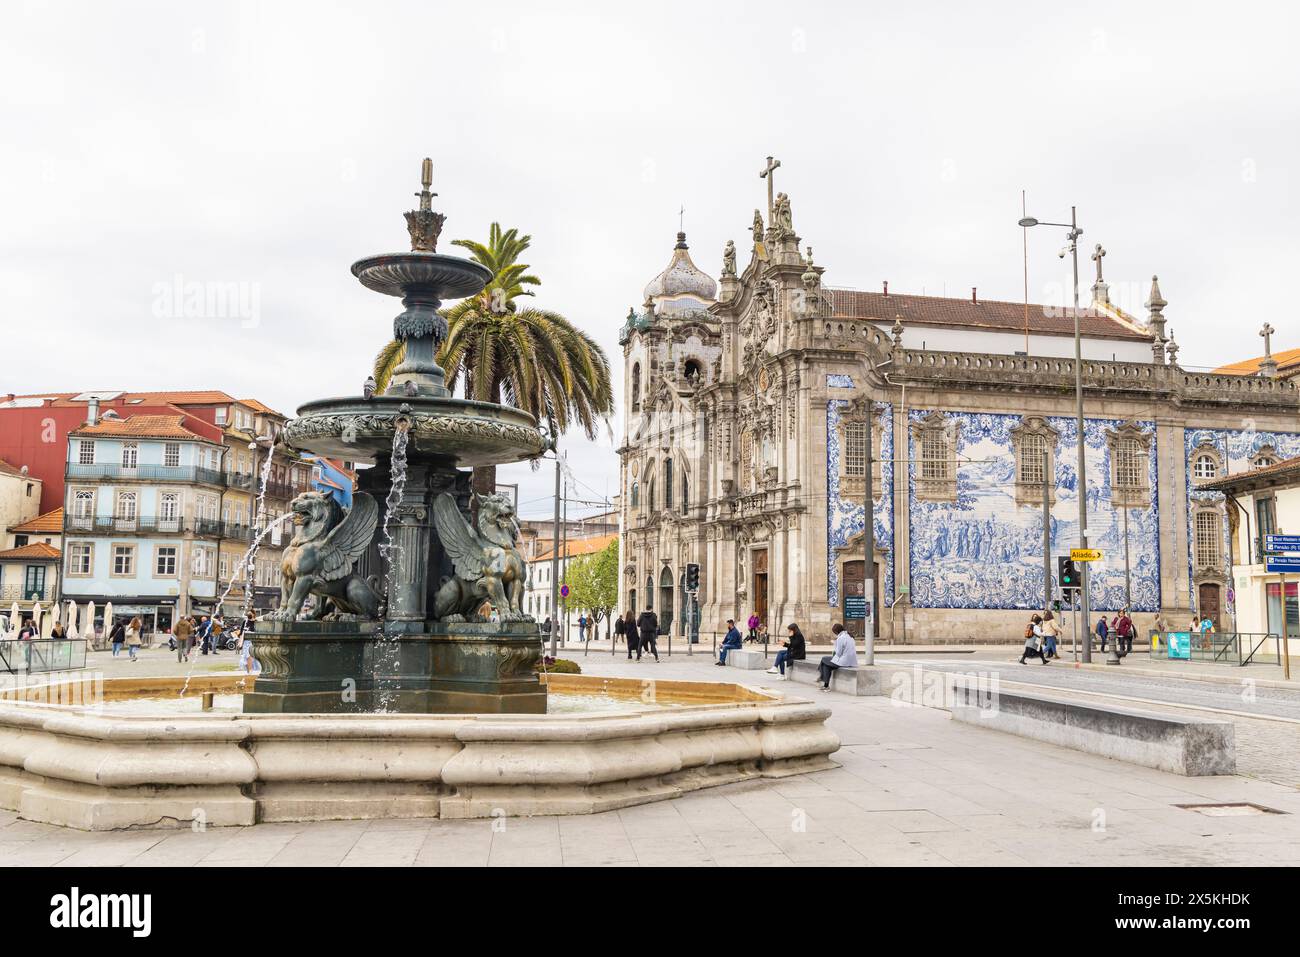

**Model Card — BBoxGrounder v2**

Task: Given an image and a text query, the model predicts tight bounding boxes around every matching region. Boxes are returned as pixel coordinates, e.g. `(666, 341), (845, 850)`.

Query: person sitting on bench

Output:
(716, 619), (743, 666)
(817, 623), (858, 690)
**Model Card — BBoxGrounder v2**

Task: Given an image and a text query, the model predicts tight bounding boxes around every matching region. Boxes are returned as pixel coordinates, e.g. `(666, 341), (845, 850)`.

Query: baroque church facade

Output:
(617, 164), (1300, 642)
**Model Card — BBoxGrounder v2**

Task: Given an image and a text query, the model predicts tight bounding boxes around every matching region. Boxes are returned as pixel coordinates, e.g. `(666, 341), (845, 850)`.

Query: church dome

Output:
(642, 232), (717, 303)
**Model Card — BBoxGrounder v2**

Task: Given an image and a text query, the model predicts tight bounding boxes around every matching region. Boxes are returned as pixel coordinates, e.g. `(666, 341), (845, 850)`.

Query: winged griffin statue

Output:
(432, 491), (528, 622)
(271, 491), (383, 621)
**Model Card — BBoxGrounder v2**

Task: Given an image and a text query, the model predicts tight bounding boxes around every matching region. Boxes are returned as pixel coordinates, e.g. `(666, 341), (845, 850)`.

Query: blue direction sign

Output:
(1266, 555), (1300, 573)
(1265, 534), (1300, 553)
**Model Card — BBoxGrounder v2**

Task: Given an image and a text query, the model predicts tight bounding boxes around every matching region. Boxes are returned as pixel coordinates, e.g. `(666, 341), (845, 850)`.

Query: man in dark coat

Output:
(636, 606), (660, 662)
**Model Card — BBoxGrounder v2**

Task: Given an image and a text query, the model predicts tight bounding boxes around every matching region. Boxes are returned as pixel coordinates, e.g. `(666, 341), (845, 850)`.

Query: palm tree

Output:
(373, 223), (613, 496)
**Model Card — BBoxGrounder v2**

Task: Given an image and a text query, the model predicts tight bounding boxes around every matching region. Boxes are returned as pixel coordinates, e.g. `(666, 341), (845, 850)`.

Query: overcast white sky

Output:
(3, 1), (1296, 520)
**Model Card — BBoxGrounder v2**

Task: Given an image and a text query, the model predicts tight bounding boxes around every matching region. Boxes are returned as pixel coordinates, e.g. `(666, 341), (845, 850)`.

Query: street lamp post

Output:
(1020, 208), (1100, 664)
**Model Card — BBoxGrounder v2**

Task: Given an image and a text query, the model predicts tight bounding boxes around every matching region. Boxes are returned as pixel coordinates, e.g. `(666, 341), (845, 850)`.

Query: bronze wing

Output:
(432, 492), (488, 581)
(319, 492), (379, 582)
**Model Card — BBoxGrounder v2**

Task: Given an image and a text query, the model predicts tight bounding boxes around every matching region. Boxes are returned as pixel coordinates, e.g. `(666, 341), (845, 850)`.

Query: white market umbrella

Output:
(32, 601), (43, 635)
(86, 601), (97, 641)
(8, 601), (18, 634)
(65, 601), (78, 639)
(102, 601), (114, 645)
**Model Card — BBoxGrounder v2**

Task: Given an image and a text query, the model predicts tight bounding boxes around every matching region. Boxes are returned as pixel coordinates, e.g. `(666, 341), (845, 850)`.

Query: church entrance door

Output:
(842, 560), (881, 639)
(658, 566), (674, 638)
(752, 548), (769, 630)
(1198, 583), (1222, 631)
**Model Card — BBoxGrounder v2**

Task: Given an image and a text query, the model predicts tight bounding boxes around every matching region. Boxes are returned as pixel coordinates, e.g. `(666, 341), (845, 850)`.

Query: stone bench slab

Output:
(948, 679), (1235, 776)
(788, 660), (884, 695)
(722, 648), (768, 670)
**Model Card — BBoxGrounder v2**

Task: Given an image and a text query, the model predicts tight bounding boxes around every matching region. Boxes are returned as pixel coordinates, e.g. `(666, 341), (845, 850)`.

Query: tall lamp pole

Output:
(1020, 208), (1098, 663)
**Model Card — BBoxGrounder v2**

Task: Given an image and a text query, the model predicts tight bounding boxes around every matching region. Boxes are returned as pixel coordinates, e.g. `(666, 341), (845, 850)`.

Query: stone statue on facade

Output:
(751, 209), (765, 245)
(773, 192), (794, 236)
(722, 239), (737, 277)
(271, 491), (383, 621)
(432, 492), (528, 621)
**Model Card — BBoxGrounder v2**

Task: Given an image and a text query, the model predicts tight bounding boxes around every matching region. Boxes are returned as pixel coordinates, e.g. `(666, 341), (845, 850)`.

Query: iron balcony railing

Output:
(64, 515), (186, 534)
(65, 463), (227, 486)
(0, 584), (51, 602)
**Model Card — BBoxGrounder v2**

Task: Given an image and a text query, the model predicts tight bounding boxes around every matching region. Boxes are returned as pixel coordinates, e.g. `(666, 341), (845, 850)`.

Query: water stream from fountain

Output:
(374, 425), (409, 711)
(176, 512), (292, 698)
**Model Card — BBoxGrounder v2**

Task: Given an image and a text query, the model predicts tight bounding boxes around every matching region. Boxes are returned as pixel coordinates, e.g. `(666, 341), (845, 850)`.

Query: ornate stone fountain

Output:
(245, 159), (549, 715)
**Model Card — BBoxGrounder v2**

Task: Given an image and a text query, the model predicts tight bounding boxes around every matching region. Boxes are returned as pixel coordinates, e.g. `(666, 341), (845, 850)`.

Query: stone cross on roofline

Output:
(1260, 322), (1279, 378)
(1091, 244), (1106, 284)
(760, 156), (781, 220)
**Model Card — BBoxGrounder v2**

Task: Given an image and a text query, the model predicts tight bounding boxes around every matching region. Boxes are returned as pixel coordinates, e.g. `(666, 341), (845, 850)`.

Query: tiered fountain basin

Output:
(0, 673), (840, 830)
(281, 394), (547, 465)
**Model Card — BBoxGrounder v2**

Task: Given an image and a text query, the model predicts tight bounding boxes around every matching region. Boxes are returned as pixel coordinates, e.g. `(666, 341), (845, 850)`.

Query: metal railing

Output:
(0, 639), (89, 674)
(1148, 631), (1281, 666)
(0, 585), (51, 602)
(65, 463), (226, 486)
(64, 515), (185, 534)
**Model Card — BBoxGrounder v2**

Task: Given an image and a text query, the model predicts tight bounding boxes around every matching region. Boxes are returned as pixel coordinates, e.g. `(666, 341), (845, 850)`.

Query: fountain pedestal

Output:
(245, 621), (545, 714)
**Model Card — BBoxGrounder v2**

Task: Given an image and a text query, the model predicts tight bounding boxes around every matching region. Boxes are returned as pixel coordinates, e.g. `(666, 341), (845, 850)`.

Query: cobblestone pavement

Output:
(1, 654), (1299, 866)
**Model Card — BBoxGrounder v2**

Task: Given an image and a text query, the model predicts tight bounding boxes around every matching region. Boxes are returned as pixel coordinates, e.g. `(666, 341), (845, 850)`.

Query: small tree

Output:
(566, 540), (619, 639)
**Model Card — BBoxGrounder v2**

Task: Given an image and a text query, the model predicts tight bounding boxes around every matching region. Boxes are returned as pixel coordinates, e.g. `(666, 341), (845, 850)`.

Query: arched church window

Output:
(664, 459), (674, 508)
(1194, 510), (1223, 568)
(631, 363), (641, 412)
(1193, 453), (1218, 480)
(1105, 423), (1152, 509)
(910, 411), (960, 503)
(1019, 434), (1046, 484)
(682, 471), (689, 510)
(921, 432), (948, 481)
(631, 481), (640, 507)
(844, 421), (866, 477)
(648, 475), (656, 511)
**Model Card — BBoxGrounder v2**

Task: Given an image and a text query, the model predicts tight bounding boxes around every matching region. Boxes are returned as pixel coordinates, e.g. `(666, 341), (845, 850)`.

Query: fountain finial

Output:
(405, 157), (446, 252)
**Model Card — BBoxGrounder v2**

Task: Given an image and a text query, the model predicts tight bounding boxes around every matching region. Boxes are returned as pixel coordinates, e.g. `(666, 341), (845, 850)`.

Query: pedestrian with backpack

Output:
(1115, 607), (1135, 656)
(1095, 615), (1109, 653)
(1019, 614), (1049, 665)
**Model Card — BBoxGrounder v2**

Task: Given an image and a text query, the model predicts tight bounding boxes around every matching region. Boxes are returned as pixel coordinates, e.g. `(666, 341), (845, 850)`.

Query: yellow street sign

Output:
(1071, 548), (1103, 562)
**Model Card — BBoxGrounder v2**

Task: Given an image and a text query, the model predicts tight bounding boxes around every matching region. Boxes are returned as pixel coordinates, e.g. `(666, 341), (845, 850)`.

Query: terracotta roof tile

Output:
(829, 288), (1151, 341)
(238, 398), (285, 417)
(69, 415), (206, 440)
(531, 533), (618, 563)
(1212, 348), (1300, 377)
(0, 459), (32, 478)
(9, 508), (62, 534)
(0, 542), (60, 561)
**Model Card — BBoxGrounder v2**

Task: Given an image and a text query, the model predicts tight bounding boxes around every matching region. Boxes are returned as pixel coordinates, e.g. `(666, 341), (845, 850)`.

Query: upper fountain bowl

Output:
(280, 394), (549, 466)
(351, 252), (492, 301)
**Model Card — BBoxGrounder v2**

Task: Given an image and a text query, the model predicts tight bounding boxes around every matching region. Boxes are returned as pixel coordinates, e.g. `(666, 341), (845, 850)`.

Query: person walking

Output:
(577, 614), (587, 642)
(1041, 611), (1060, 660)
(17, 618), (36, 640)
(125, 616), (143, 661)
(1095, 615), (1110, 654)
(766, 623), (806, 679)
(211, 615), (225, 654)
(50, 620), (66, 640)
(746, 613), (761, 643)
(1019, 614), (1049, 665)
(238, 611), (257, 674)
(636, 605), (660, 662)
(622, 609), (638, 660)
(614, 611), (626, 649)
(716, 618), (743, 666)
(817, 623), (857, 690)
(174, 616), (194, 663)
(197, 615), (212, 655)
(109, 618), (126, 657)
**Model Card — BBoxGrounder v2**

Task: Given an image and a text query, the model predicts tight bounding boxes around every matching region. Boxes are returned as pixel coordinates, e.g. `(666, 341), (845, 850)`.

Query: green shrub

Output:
(539, 657), (582, 674)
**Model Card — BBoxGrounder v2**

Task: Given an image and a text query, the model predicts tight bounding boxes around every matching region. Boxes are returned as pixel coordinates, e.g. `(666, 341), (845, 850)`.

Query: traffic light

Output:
(685, 562), (700, 591)
(1057, 556), (1079, 596)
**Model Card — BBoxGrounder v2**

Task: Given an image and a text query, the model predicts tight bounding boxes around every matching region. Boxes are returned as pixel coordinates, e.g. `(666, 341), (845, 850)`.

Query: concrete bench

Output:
(948, 678), (1235, 776)
(722, 648), (768, 670)
(788, 660), (884, 695)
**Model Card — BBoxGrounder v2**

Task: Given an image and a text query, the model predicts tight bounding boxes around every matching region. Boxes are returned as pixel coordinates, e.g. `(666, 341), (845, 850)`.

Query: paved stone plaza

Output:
(0, 649), (1298, 866)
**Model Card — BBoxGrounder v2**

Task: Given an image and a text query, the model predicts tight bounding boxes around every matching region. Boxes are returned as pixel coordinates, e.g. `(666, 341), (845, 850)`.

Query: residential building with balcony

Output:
(61, 414), (233, 635)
